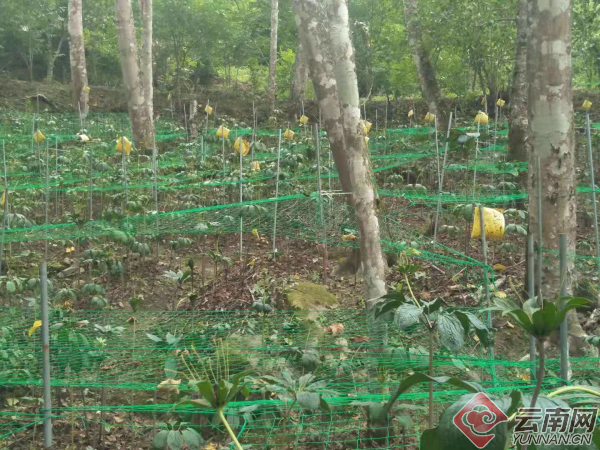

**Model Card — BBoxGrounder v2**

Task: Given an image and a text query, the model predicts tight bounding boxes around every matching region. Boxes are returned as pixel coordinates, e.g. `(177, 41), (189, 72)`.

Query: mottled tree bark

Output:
(292, 0), (387, 347)
(68, 0), (89, 117)
(115, 0), (153, 149)
(402, 0), (446, 131)
(291, 0), (353, 198)
(508, 0), (528, 162)
(267, 0), (279, 115)
(527, 0), (585, 351)
(46, 34), (65, 83)
(139, 0), (155, 144)
(290, 43), (309, 103)
(325, 0), (386, 304)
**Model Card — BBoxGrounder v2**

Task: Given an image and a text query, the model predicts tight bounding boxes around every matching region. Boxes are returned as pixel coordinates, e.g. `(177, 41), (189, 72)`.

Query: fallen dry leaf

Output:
(350, 335), (370, 343)
(324, 323), (345, 335)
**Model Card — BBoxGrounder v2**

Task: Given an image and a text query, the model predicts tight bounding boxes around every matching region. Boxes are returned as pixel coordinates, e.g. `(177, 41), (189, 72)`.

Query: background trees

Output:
(1, 0), (597, 106)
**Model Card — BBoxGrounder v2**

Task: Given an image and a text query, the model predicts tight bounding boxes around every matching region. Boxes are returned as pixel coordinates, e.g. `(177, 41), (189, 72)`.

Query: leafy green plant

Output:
(261, 370), (336, 427)
(152, 422), (203, 450)
(376, 264), (492, 428)
(176, 340), (252, 450)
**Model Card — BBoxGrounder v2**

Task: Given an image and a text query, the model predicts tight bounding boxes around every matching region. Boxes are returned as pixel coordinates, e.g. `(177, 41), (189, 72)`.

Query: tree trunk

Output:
(139, 0), (155, 145)
(291, 0), (353, 198)
(290, 43), (309, 103)
(115, 0), (152, 149)
(46, 35), (65, 83)
(402, 0), (446, 131)
(267, 0), (279, 115)
(527, 0), (585, 353)
(68, 0), (89, 117)
(508, 0), (528, 162)
(292, 0), (387, 346)
(188, 99), (198, 139)
(325, 0), (386, 304)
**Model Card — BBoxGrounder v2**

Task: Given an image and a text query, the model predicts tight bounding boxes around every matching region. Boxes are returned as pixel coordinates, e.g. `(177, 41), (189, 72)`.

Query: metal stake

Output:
(239, 132), (243, 255)
(0, 141), (8, 276)
(272, 131), (282, 254)
(315, 125), (327, 282)
(559, 234), (569, 382)
(433, 113), (453, 241)
(536, 157), (543, 298)
(40, 262), (53, 448)
(479, 205), (496, 385)
(585, 112), (600, 268)
(527, 234), (536, 383)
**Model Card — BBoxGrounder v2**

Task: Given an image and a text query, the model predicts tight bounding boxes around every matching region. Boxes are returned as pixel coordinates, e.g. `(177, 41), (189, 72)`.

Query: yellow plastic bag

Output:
(115, 136), (132, 155)
(283, 128), (295, 140)
(299, 115), (309, 125)
(205, 105), (213, 115)
(408, 109), (414, 118)
(471, 206), (505, 240)
(582, 100), (593, 111)
(216, 126), (230, 139)
(33, 130), (45, 144)
(251, 161), (261, 171)
(474, 111), (489, 125)
(496, 99), (505, 107)
(424, 112), (435, 123)
(28, 320), (42, 337)
(362, 120), (372, 134)
(234, 137), (250, 156)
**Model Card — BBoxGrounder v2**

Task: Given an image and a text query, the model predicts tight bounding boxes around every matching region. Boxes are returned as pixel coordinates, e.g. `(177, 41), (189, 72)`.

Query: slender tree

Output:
(267, 0), (279, 115)
(290, 43), (309, 103)
(508, 0), (528, 162)
(115, 0), (154, 149)
(67, 0), (89, 117)
(527, 0), (586, 351)
(139, 0), (154, 138)
(402, 0), (446, 130)
(292, 0), (387, 342)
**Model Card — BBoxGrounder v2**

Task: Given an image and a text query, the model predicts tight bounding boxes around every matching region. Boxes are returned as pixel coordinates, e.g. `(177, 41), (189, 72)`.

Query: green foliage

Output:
(489, 296), (589, 339)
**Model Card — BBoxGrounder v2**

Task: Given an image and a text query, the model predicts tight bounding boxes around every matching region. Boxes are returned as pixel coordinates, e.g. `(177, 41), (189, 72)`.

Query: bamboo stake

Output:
(272, 130), (282, 254)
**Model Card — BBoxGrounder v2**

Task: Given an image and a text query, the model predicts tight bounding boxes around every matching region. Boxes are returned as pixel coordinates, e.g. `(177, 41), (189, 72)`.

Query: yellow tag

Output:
(29, 320), (42, 337)
(251, 161), (261, 171)
(33, 130), (45, 144)
(424, 112), (435, 123)
(82, 86), (91, 94)
(299, 115), (309, 125)
(0, 191), (5, 207)
(251, 228), (259, 239)
(341, 233), (356, 242)
(364, 136), (370, 147)
(408, 109), (414, 118)
(205, 105), (213, 115)
(115, 136), (132, 155)
(496, 99), (505, 107)
(216, 126), (230, 140)
(234, 137), (250, 156)
(471, 206), (505, 240)
(474, 111), (489, 125)
(583, 100), (593, 111)
(362, 120), (372, 134)
(283, 129), (295, 140)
